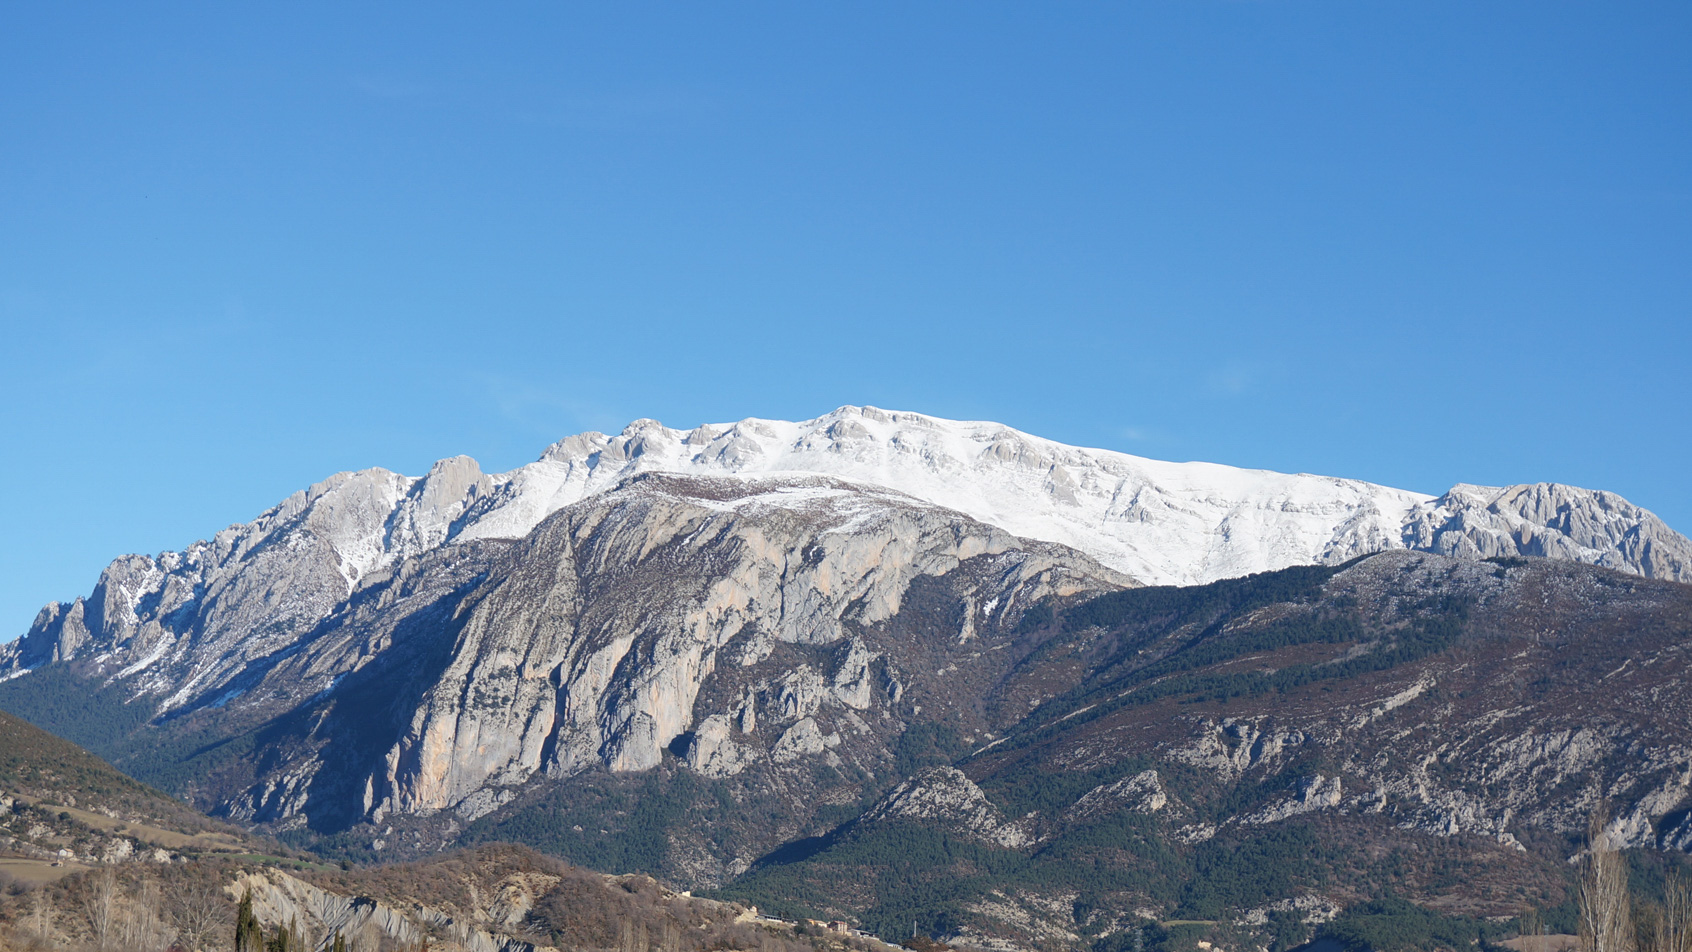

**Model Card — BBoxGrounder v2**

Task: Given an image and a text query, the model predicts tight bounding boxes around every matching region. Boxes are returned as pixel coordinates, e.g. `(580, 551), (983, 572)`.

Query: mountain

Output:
(9, 408), (1687, 716)
(2, 408), (1690, 950)
(5, 408), (1685, 727)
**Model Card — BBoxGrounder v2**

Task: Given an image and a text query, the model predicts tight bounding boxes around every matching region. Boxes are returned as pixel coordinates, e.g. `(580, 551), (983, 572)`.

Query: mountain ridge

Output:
(7, 407), (1688, 686)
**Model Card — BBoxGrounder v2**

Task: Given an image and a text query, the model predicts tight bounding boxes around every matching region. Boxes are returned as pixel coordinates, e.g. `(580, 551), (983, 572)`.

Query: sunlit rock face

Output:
(0, 466), (1124, 827)
(1401, 482), (1692, 580)
(365, 473), (1127, 819)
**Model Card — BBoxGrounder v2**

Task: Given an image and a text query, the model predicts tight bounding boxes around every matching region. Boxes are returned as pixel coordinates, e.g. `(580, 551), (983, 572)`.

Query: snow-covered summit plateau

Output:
(450, 405), (1691, 586)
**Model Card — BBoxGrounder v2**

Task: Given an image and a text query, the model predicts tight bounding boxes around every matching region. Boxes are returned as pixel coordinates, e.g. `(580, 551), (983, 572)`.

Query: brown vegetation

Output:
(0, 844), (897, 952)
(0, 860), (235, 951)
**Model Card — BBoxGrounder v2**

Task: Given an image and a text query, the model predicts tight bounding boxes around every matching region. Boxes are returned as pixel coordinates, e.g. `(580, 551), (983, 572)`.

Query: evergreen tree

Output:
(235, 889), (263, 952)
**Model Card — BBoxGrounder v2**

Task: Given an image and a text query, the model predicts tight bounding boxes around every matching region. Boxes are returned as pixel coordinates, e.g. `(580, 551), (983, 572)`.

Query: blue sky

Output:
(3, 3), (1688, 637)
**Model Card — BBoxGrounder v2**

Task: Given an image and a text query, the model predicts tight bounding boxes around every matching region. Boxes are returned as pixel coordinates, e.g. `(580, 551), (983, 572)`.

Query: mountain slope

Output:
(0, 708), (188, 825)
(718, 552), (1692, 946)
(0, 707), (279, 875)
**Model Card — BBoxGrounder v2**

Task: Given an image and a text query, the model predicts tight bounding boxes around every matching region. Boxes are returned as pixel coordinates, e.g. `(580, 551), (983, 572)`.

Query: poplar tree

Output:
(1579, 807), (1635, 952)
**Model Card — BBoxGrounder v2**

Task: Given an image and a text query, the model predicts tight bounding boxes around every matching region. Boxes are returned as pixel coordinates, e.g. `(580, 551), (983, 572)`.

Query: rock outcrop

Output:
(1402, 482), (1692, 580)
(232, 868), (549, 952)
(862, 766), (1032, 847)
(357, 474), (1123, 820)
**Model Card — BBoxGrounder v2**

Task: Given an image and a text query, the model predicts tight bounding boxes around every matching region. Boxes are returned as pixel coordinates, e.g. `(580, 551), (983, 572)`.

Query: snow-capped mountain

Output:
(9, 406), (1689, 701)
(450, 406), (1691, 586)
(453, 408), (1429, 587)
(2, 406), (1691, 923)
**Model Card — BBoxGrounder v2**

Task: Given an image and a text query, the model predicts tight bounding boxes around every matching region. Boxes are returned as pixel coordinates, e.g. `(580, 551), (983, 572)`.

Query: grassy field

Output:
(0, 857), (88, 884)
(8, 792), (245, 852)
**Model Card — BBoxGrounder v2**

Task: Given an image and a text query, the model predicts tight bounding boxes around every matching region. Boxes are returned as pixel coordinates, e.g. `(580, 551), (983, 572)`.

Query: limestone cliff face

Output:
(365, 473), (1126, 820)
(2, 470), (1126, 829)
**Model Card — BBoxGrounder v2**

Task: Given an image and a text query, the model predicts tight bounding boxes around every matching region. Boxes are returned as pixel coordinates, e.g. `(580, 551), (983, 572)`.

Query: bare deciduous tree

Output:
(1649, 874), (1692, 952)
(1580, 806), (1636, 952)
(23, 887), (55, 947)
(1521, 908), (1545, 937)
(79, 868), (120, 951)
(169, 879), (230, 952)
(120, 874), (175, 952)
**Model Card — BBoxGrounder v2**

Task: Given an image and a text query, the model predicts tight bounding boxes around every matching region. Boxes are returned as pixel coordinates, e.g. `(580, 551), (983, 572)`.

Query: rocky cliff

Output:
(0, 472), (1128, 842)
